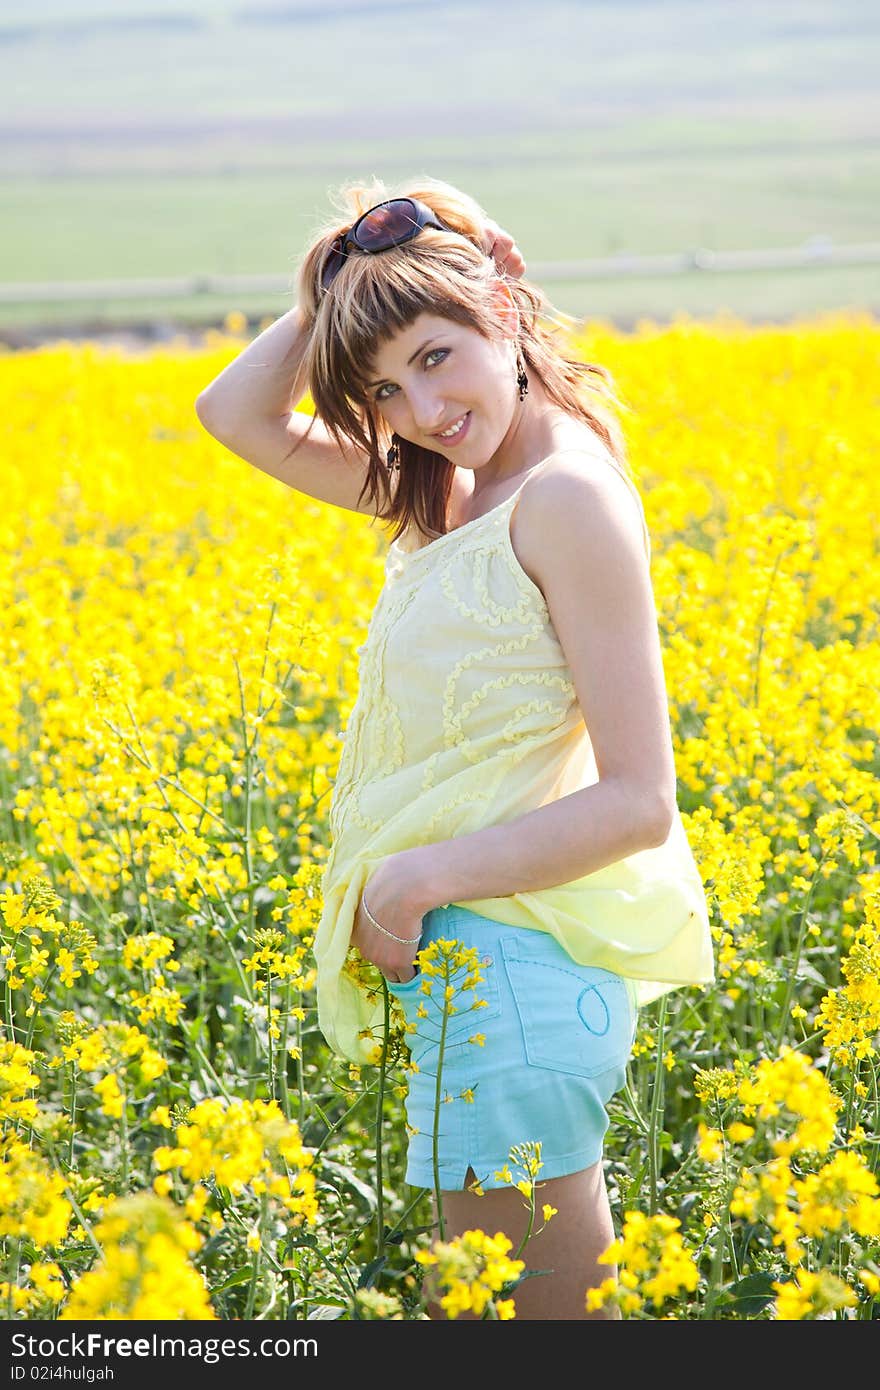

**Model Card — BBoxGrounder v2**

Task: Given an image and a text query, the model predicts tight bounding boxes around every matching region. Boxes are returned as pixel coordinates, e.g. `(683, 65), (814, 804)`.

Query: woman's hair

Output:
(294, 175), (633, 545)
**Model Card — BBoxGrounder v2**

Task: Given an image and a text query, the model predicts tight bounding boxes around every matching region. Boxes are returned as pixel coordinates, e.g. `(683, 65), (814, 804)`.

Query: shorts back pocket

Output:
(501, 938), (635, 1079)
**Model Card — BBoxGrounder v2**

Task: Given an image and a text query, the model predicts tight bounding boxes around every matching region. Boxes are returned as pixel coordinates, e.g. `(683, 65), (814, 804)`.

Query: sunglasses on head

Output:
(320, 197), (451, 291)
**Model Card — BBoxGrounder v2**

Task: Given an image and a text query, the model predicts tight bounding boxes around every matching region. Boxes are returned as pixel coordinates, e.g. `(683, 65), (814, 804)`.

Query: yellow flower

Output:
(150, 1096), (317, 1227)
(59, 1193), (215, 1320)
(726, 1122), (755, 1143)
(696, 1123), (724, 1163)
(0, 1138), (73, 1248)
(29, 1261), (66, 1303)
(417, 1229), (524, 1320)
(773, 1269), (857, 1320)
(596, 1212), (698, 1313)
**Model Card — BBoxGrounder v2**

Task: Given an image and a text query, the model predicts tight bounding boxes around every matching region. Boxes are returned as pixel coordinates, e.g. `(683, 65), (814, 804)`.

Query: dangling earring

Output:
(386, 434), (400, 471)
(515, 351), (529, 402)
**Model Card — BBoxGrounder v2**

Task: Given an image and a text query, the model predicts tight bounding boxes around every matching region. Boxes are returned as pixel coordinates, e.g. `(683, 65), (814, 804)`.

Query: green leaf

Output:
(318, 1157), (378, 1211)
(719, 1272), (777, 1317)
(624, 1159), (648, 1203)
(357, 1255), (387, 1290)
(307, 1303), (346, 1319)
(211, 1268), (253, 1295)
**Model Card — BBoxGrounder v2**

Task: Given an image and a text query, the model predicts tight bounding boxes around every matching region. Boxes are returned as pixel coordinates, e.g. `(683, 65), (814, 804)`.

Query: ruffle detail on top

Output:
(314, 454), (712, 1064)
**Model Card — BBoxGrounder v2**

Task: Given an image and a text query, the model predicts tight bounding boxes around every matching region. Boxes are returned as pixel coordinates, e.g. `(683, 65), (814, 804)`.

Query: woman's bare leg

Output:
(423, 1160), (620, 1320)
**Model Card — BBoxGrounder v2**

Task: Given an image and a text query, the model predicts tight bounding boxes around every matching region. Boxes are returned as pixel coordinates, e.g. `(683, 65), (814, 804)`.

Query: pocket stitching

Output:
(501, 950), (632, 1080)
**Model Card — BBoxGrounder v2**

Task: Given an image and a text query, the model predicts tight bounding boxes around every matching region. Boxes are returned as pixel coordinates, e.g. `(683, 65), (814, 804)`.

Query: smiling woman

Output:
(194, 174), (714, 1321)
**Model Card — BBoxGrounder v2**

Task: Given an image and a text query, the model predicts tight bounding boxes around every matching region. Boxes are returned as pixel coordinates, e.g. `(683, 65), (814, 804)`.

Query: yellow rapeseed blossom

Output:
(696, 1123), (724, 1163)
(726, 1122), (755, 1144)
(28, 1261), (66, 1303)
(3, 318), (880, 1320)
(59, 1192), (215, 1320)
(151, 1095), (317, 1226)
(773, 1269), (857, 1320)
(0, 1039), (41, 1125)
(816, 885), (880, 1065)
(591, 1211), (699, 1315)
(416, 1228), (524, 1319)
(0, 1137), (73, 1248)
(730, 1155), (804, 1265)
(56, 1018), (168, 1117)
(354, 1288), (406, 1319)
(0, 879), (99, 1022)
(794, 1150), (880, 1239)
(738, 1048), (842, 1157)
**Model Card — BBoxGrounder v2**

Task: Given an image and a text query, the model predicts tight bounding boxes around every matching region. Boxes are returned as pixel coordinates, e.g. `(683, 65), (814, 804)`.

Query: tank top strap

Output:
(513, 446), (652, 564)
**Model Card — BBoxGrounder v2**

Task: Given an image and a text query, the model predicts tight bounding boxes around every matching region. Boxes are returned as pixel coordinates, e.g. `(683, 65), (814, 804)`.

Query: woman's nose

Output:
(407, 387), (446, 433)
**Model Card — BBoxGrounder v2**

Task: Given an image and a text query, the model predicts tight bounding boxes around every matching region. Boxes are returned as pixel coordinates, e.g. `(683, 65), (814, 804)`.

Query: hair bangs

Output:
(325, 238), (488, 403)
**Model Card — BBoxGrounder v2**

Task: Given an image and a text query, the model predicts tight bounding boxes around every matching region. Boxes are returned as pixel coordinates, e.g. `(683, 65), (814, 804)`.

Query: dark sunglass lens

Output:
(355, 199), (418, 250)
(321, 238), (346, 289)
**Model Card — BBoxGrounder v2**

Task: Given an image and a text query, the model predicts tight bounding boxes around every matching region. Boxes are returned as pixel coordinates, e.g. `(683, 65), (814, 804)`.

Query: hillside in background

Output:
(1, 0), (877, 332)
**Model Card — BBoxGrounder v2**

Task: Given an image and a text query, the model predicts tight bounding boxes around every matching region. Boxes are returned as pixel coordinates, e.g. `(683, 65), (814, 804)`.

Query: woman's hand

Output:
(350, 851), (436, 984)
(480, 218), (526, 279)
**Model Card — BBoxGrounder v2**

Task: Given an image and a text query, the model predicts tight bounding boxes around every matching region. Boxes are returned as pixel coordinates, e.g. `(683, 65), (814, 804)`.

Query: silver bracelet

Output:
(361, 891), (422, 945)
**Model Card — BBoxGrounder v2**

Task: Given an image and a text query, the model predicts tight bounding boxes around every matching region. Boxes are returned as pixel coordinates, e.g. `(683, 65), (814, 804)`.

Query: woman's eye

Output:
(375, 349), (448, 401)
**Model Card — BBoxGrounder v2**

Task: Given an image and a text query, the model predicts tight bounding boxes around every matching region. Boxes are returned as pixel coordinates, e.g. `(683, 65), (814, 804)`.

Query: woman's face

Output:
(365, 312), (517, 466)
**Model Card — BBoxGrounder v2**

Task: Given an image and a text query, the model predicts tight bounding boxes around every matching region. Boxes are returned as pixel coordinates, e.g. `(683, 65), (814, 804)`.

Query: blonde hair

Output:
(294, 175), (632, 544)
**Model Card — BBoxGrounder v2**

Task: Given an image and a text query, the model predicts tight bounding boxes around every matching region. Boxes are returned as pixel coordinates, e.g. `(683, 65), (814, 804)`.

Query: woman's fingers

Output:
(351, 896), (420, 981)
(481, 218), (526, 278)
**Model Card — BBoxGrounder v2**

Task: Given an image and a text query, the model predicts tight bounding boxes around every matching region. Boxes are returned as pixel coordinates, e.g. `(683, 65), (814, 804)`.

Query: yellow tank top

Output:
(313, 449), (714, 1064)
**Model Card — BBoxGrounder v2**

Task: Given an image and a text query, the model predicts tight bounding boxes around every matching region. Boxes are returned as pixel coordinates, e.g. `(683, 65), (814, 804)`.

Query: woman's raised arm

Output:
(194, 305), (375, 515)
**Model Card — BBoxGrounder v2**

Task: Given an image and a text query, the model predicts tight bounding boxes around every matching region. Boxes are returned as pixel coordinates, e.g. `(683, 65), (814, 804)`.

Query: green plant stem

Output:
(310, 1079), (380, 1159)
(120, 1090), (129, 1191)
(42, 1137), (104, 1259)
(23, 963), (56, 1051)
(702, 1202), (729, 1319)
(266, 970), (275, 1100)
(647, 995), (668, 1215)
(621, 1074), (651, 1136)
(192, 1038), (234, 1101)
(774, 860), (826, 1054)
(432, 993), (451, 1242)
(513, 1191), (537, 1262)
(375, 982), (391, 1260)
(244, 1191), (269, 1320)
(67, 1062), (79, 1169)
(295, 1012), (305, 1123)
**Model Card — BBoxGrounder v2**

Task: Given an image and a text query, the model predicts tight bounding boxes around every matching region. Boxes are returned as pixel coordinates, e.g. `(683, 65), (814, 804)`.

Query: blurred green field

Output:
(1, 0), (878, 331)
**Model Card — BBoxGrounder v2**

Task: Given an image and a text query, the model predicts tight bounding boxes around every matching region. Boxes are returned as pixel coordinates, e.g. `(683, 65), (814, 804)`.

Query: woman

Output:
(195, 177), (714, 1320)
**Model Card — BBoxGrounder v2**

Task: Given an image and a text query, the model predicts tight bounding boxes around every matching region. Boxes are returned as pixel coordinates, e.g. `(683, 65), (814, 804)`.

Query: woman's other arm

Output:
(352, 457), (674, 978)
(194, 305), (374, 513)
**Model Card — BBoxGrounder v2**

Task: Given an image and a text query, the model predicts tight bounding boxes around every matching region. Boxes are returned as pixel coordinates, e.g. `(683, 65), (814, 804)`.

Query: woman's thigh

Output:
(427, 1161), (619, 1321)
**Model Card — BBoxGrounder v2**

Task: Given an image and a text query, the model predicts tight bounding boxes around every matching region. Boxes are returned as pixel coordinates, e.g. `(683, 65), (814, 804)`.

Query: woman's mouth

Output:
(432, 411), (471, 446)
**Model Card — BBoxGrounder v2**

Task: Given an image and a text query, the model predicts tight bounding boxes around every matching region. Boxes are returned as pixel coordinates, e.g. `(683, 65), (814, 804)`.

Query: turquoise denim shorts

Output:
(387, 905), (639, 1192)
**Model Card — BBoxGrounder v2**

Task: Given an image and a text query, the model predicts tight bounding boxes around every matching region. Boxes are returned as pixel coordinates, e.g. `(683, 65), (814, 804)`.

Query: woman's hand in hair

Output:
(480, 218), (526, 279)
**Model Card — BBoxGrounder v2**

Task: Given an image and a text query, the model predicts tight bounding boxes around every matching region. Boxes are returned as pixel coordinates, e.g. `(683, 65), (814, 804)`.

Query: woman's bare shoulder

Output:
(513, 442), (651, 581)
(525, 440), (643, 516)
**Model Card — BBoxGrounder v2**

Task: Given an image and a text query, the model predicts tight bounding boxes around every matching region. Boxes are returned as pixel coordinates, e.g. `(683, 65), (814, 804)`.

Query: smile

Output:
(433, 411), (471, 444)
